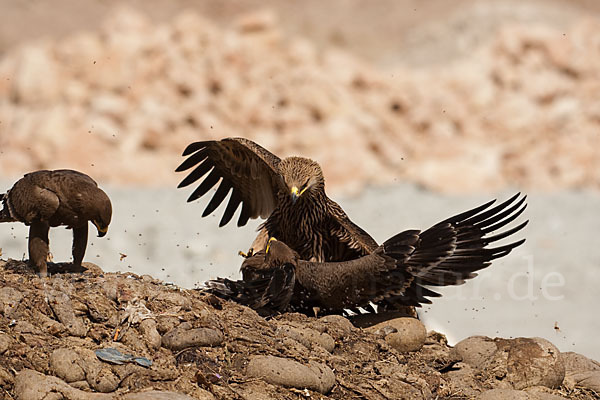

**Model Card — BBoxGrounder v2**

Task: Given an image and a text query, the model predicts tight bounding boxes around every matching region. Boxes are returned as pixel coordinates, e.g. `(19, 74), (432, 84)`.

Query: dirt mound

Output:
(0, 259), (597, 399)
(0, 8), (600, 193)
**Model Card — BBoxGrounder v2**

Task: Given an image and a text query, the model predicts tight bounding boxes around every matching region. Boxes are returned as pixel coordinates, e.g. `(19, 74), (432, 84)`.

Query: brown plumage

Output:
(206, 194), (528, 315)
(0, 169), (112, 276)
(176, 137), (377, 262)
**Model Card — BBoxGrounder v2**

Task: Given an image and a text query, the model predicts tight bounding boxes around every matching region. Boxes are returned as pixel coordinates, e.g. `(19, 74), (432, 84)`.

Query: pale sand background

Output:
(1, 181), (598, 360)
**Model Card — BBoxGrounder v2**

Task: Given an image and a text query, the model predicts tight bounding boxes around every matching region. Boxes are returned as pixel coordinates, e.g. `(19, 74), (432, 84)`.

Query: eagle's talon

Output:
(238, 248), (254, 258)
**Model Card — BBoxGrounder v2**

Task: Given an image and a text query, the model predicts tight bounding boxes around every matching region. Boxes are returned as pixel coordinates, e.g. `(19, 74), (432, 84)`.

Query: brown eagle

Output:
(206, 194), (527, 315)
(176, 137), (379, 262)
(0, 169), (112, 276)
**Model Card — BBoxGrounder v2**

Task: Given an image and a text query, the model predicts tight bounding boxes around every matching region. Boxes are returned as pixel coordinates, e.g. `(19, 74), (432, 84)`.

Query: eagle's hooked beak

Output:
(93, 221), (108, 237)
(266, 237), (277, 254)
(291, 186), (299, 203)
(290, 186), (308, 203)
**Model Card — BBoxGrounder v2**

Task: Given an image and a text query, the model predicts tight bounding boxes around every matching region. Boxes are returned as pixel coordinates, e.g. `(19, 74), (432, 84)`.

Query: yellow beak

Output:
(291, 187), (299, 203)
(266, 237), (277, 253)
(291, 186), (308, 203)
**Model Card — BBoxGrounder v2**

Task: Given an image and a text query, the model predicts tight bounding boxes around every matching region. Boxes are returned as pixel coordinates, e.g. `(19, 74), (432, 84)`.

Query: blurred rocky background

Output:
(1, 0), (599, 361)
(1, 0), (600, 193)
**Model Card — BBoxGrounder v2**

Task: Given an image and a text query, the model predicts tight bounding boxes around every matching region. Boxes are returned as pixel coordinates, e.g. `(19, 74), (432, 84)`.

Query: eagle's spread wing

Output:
(176, 137), (284, 227)
(326, 199), (380, 260)
(379, 193), (528, 309)
(295, 193), (528, 312)
(206, 263), (296, 312)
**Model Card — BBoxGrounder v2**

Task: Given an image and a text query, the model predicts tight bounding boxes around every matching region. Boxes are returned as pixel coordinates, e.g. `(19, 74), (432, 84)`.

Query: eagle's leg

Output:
(28, 221), (50, 276)
(72, 225), (88, 269)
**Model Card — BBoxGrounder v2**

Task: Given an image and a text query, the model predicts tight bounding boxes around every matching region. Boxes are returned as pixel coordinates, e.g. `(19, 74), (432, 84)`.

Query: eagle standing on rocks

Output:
(0, 169), (112, 276)
(207, 194), (528, 315)
(176, 137), (378, 262)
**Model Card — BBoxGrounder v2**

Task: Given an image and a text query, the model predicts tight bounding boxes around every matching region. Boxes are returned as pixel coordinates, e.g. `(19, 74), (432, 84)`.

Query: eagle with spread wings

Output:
(206, 194), (528, 315)
(176, 137), (378, 262)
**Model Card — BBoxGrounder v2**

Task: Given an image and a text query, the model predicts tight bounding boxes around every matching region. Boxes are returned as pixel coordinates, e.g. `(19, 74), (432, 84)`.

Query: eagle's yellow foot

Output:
(238, 248), (254, 258)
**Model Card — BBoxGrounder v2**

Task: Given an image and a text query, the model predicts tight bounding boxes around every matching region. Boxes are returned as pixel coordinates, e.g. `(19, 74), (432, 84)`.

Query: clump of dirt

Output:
(0, 259), (597, 399)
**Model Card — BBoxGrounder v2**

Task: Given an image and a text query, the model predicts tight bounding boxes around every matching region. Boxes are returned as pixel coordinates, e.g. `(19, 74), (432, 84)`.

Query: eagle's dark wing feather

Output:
(376, 193), (528, 309)
(206, 263), (296, 312)
(326, 199), (380, 259)
(293, 194), (527, 312)
(176, 138), (284, 227)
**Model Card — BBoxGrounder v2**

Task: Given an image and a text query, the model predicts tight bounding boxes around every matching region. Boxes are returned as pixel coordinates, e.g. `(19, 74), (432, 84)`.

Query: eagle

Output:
(206, 194), (527, 315)
(176, 137), (379, 262)
(0, 169), (112, 276)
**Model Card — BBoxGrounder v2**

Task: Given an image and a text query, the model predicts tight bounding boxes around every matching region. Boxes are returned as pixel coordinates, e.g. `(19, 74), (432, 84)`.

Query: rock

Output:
(365, 317), (426, 352)
(495, 337), (564, 390)
(14, 369), (208, 400)
(452, 336), (500, 370)
(477, 389), (533, 400)
(350, 311), (415, 328)
(123, 391), (212, 400)
(13, 320), (42, 334)
(0, 366), (13, 388)
(73, 347), (120, 393)
(246, 355), (335, 394)
(561, 351), (600, 391)
(313, 314), (354, 339)
(33, 310), (66, 336)
(13, 44), (61, 103)
(524, 386), (569, 400)
(14, 369), (114, 400)
(81, 262), (105, 275)
(565, 371), (600, 392)
(477, 387), (568, 400)
(276, 325), (335, 352)
(83, 292), (116, 323)
(156, 315), (181, 334)
(0, 332), (13, 354)
(561, 351), (600, 373)
(444, 363), (483, 398)
(49, 348), (86, 383)
(454, 336), (565, 390)
(140, 318), (162, 350)
(0, 286), (24, 317)
(46, 290), (88, 337)
(161, 326), (223, 351)
(235, 9), (277, 33)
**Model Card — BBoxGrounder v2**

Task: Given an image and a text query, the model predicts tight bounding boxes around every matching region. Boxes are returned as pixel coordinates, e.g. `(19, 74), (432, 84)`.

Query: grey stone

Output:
(246, 355), (335, 394)
(162, 326), (223, 351)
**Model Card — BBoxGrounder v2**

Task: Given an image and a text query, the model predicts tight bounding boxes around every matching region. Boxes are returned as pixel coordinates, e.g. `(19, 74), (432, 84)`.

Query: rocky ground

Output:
(1, 6), (600, 193)
(0, 260), (598, 399)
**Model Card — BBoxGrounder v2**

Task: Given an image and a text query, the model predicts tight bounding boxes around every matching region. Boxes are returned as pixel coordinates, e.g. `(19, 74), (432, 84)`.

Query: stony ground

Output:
(1, 5), (600, 194)
(0, 259), (598, 399)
